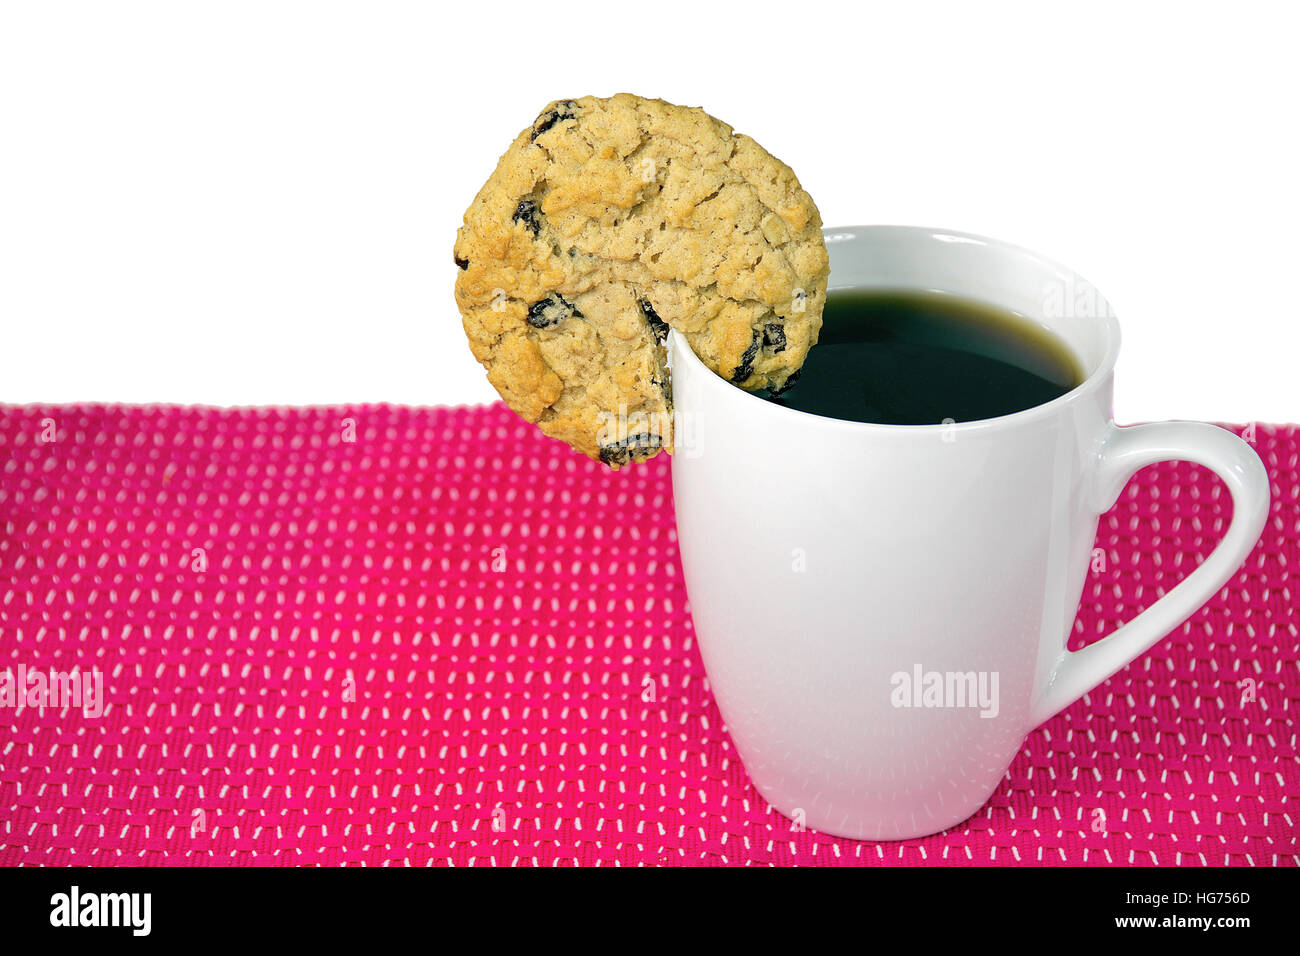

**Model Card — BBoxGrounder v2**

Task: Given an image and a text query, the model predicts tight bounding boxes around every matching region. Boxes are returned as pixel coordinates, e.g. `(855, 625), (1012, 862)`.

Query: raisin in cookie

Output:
(453, 93), (829, 467)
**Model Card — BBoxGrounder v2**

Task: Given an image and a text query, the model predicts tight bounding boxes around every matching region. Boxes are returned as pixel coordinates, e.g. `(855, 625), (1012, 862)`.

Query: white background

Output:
(2, 1), (1296, 423)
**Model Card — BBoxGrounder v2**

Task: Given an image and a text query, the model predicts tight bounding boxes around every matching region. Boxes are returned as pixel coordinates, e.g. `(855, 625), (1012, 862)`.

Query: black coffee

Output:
(763, 289), (1084, 424)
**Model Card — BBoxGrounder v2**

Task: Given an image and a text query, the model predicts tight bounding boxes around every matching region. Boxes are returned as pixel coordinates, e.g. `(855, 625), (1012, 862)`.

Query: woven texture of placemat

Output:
(0, 404), (1295, 866)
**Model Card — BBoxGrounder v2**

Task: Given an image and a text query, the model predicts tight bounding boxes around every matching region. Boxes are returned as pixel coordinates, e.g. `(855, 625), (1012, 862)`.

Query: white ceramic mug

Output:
(669, 225), (1270, 841)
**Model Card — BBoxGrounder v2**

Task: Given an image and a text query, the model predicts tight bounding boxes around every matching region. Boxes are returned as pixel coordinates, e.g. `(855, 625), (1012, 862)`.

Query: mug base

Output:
(761, 790), (993, 842)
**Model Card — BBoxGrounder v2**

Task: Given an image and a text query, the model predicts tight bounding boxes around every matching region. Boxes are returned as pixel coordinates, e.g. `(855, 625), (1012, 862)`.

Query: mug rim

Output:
(669, 224), (1122, 435)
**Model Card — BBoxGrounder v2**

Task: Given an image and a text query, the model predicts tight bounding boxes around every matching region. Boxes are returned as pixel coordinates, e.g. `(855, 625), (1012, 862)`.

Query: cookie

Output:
(453, 93), (829, 467)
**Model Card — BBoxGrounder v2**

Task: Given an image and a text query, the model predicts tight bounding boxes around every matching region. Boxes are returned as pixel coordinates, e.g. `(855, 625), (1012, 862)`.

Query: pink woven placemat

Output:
(0, 404), (1295, 866)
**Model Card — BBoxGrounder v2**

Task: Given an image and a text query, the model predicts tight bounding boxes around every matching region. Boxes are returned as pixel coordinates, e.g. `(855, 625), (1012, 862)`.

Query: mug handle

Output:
(1031, 421), (1270, 726)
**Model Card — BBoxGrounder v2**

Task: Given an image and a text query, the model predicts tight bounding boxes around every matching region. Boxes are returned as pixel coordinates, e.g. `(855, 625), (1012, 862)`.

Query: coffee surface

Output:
(761, 289), (1084, 424)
